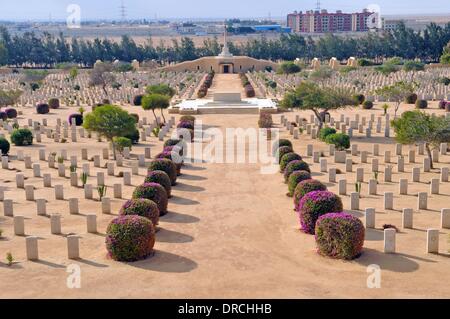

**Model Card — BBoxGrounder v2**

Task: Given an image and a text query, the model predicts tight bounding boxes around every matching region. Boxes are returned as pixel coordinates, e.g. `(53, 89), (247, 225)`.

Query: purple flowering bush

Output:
(297, 191), (343, 234)
(68, 113), (83, 126)
(156, 151), (182, 176)
(106, 215), (155, 262)
(148, 158), (177, 185)
(279, 152), (302, 172)
(177, 121), (195, 130)
(48, 98), (60, 109)
(287, 170), (312, 197)
(36, 103), (49, 114)
(119, 198), (160, 226)
(275, 146), (294, 164)
(284, 160), (311, 182)
(315, 213), (365, 260)
(0, 111), (7, 121)
(132, 182), (168, 215)
(4, 108), (17, 119)
(293, 179), (327, 208)
(438, 100), (447, 109)
(272, 139), (293, 156)
(145, 170), (172, 198)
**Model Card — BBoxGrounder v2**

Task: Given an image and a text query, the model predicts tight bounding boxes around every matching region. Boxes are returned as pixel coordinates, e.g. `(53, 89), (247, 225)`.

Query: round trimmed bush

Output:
(164, 139), (187, 157)
(439, 100), (447, 109)
(106, 215), (155, 262)
(113, 137), (132, 154)
(353, 94), (365, 105)
(145, 170), (172, 198)
(280, 152), (302, 172)
(133, 95), (144, 106)
(404, 93), (418, 104)
(415, 99), (428, 109)
(177, 121), (195, 130)
(156, 151), (182, 176)
(446, 102), (450, 112)
(5, 108), (17, 119)
(272, 139), (293, 156)
(0, 111), (7, 121)
(297, 191), (343, 234)
(362, 101), (374, 110)
(176, 128), (195, 142)
(319, 127), (337, 141)
(288, 170), (312, 197)
(293, 179), (327, 208)
(0, 137), (10, 155)
(148, 158), (177, 186)
(48, 98), (60, 109)
(124, 128), (140, 144)
(284, 160), (311, 183)
(68, 113), (83, 126)
(132, 182), (168, 215)
(36, 103), (49, 114)
(11, 128), (33, 146)
(275, 146), (294, 164)
(130, 113), (139, 123)
(180, 115), (196, 123)
(315, 213), (365, 260)
(119, 198), (160, 226)
(325, 133), (350, 151)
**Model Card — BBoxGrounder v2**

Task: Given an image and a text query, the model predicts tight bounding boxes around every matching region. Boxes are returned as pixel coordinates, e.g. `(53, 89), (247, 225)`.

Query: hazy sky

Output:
(1, 0), (450, 20)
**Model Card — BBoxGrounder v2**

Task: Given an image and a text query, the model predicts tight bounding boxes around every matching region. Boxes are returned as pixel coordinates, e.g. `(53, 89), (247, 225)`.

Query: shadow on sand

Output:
(130, 250), (198, 273)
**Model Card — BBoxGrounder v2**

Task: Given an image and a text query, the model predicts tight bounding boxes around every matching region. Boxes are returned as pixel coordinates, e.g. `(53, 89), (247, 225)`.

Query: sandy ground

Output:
(0, 100), (450, 299)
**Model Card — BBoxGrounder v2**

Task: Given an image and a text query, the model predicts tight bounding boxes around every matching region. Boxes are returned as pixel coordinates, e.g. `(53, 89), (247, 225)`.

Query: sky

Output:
(0, 0), (450, 21)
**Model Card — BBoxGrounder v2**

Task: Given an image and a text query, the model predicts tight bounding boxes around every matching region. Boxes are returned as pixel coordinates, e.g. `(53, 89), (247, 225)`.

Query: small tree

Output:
(375, 81), (417, 118)
(281, 81), (356, 130)
(392, 111), (450, 169)
(145, 84), (176, 98)
(88, 62), (116, 95)
(0, 89), (21, 110)
(277, 61), (301, 75)
(142, 94), (170, 124)
(83, 105), (136, 159)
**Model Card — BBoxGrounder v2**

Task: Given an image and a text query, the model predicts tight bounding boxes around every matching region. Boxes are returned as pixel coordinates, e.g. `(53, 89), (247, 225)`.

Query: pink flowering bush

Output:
(132, 182), (168, 215)
(279, 152), (302, 172)
(275, 146), (294, 164)
(293, 179), (327, 208)
(177, 121), (195, 130)
(272, 139), (293, 156)
(287, 170), (312, 197)
(156, 151), (182, 176)
(297, 191), (343, 234)
(145, 170), (172, 198)
(119, 198), (160, 226)
(315, 213), (365, 260)
(148, 158), (177, 185)
(106, 215), (155, 262)
(284, 160), (311, 182)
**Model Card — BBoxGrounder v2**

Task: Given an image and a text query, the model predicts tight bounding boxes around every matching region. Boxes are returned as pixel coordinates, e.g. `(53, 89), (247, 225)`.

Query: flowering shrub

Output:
(145, 170), (172, 198)
(415, 99), (428, 109)
(404, 93), (418, 104)
(276, 146), (294, 164)
(0, 112), (6, 121)
(272, 139), (293, 156)
(4, 108), (17, 119)
(156, 151), (182, 176)
(148, 158), (177, 185)
(132, 182), (168, 215)
(180, 115), (196, 124)
(36, 103), (49, 114)
(133, 95), (144, 106)
(48, 98), (60, 109)
(177, 121), (195, 130)
(119, 198), (160, 226)
(258, 112), (273, 129)
(287, 170), (312, 197)
(439, 100), (447, 109)
(284, 160), (311, 182)
(280, 152), (303, 172)
(245, 84), (256, 98)
(362, 101), (374, 110)
(106, 215), (155, 262)
(315, 213), (365, 260)
(293, 179), (327, 208)
(297, 191), (343, 234)
(176, 128), (194, 143)
(68, 113), (83, 126)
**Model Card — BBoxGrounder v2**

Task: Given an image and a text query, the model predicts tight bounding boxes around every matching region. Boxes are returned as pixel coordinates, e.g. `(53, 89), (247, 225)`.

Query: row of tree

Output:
(1, 21), (450, 67)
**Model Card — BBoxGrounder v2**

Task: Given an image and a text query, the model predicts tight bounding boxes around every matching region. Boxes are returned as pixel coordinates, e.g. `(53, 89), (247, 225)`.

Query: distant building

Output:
(287, 9), (374, 33)
(382, 19), (402, 31)
(252, 25), (292, 33)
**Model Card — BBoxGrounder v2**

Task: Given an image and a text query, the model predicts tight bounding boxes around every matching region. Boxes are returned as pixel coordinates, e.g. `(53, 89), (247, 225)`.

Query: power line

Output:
(316, 0), (321, 11)
(119, 0), (127, 22)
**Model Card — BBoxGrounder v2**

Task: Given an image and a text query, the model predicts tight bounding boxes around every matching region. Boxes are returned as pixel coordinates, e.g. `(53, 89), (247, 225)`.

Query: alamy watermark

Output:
(66, 4), (81, 29)
(366, 4), (382, 30)
(66, 264), (81, 289)
(366, 264), (381, 289)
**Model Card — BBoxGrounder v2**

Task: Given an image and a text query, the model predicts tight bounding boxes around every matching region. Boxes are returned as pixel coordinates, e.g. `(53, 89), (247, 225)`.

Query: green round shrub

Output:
(145, 170), (172, 198)
(11, 129), (33, 146)
(319, 127), (337, 141)
(0, 137), (10, 155)
(275, 146), (294, 164)
(272, 139), (293, 156)
(280, 152), (302, 172)
(113, 137), (132, 154)
(353, 94), (365, 105)
(315, 213), (365, 260)
(106, 215), (155, 262)
(404, 93), (418, 104)
(148, 159), (177, 186)
(124, 128), (140, 144)
(325, 133), (350, 150)
(133, 95), (144, 106)
(48, 98), (60, 109)
(288, 170), (312, 197)
(284, 160), (311, 182)
(132, 182), (169, 215)
(36, 103), (49, 114)
(415, 99), (428, 109)
(362, 101), (374, 110)
(297, 191), (343, 234)
(293, 179), (327, 208)
(180, 115), (196, 123)
(119, 199), (160, 226)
